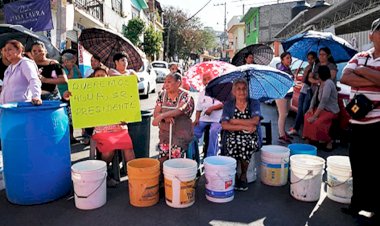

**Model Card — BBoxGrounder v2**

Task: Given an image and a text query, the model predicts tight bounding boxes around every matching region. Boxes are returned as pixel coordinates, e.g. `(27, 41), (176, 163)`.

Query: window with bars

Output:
(112, 0), (122, 14)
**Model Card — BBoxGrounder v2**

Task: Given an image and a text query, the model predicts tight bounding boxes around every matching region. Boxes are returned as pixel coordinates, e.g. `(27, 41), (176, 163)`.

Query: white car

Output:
(151, 61), (170, 82)
(137, 59), (157, 99)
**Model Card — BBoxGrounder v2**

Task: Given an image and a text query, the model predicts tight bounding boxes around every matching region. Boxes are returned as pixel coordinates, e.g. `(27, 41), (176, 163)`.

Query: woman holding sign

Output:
(64, 67), (135, 187)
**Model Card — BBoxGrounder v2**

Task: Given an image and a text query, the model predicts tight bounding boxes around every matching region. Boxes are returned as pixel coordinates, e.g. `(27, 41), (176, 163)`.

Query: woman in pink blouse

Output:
(0, 40), (41, 105)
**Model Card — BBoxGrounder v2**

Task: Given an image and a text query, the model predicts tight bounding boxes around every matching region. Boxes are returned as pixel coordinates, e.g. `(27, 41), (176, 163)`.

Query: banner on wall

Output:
(4, 0), (53, 32)
(68, 76), (142, 129)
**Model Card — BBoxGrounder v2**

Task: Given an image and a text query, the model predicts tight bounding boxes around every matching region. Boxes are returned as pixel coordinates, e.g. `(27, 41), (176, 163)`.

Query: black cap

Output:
(371, 18), (380, 32)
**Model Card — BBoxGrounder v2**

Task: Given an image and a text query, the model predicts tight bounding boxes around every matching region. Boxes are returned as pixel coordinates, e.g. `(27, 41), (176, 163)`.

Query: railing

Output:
(73, 0), (104, 22)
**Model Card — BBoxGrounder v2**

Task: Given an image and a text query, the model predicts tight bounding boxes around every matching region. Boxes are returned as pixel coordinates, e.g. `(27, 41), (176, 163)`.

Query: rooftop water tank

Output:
(291, 1), (311, 19)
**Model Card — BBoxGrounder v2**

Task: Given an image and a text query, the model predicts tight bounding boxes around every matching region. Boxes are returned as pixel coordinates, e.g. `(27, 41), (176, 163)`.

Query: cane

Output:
(169, 122), (172, 159)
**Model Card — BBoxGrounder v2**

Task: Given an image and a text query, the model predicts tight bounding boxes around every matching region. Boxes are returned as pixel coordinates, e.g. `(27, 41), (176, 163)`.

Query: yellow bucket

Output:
(127, 158), (160, 207)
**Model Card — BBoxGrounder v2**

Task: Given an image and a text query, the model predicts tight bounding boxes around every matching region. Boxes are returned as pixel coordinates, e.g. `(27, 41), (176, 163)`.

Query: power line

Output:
(186, 0), (212, 22)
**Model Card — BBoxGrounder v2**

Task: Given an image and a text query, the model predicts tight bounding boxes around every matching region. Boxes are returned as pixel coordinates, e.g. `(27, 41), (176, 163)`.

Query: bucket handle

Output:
(74, 172), (107, 199)
(174, 175), (198, 189)
(325, 176), (352, 188)
(290, 170), (314, 185)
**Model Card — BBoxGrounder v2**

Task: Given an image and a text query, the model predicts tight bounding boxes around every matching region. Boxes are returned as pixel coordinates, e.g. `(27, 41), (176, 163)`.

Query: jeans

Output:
(194, 121), (221, 157)
(293, 90), (312, 131)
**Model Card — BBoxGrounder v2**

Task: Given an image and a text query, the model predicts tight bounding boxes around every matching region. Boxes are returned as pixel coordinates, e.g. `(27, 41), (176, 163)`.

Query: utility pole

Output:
(214, 2), (227, 57)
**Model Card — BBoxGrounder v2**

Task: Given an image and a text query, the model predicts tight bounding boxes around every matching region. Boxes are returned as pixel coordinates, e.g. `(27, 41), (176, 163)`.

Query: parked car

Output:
(151, 61), (170, 83)
(137, 59), (157, 99)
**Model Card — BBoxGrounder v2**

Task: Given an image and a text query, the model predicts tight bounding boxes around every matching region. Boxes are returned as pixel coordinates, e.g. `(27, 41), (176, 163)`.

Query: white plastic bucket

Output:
(71, 160), (107, 210)
(204, 156), (236, 203)
(237, 153), (257, 183)
(290, 155), (325, 202)
(261, 145), (290, 186)
(326, 156), (352, 204)
(163, 159), (197, 208)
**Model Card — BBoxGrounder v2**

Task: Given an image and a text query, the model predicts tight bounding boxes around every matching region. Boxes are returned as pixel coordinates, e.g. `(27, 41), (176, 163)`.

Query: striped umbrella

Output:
(79, 28), (143, 71)
(231, 44), (274, 66)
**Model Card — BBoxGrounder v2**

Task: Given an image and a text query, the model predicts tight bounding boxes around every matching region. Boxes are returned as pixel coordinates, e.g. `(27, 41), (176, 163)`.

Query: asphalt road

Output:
(0, 83), (363, 226)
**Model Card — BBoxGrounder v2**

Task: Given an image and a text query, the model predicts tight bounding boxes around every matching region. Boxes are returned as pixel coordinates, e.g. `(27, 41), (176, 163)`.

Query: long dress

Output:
(156, 90), (194, 158)
(225, 107), (259, 163)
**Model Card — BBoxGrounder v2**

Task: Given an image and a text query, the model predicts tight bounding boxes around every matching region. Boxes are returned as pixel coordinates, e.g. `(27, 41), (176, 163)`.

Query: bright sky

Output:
(159, 0), (298, 31)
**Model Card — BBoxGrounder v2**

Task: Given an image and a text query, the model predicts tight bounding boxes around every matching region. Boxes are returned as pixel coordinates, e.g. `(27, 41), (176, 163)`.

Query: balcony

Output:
(73, 0), (104, 22)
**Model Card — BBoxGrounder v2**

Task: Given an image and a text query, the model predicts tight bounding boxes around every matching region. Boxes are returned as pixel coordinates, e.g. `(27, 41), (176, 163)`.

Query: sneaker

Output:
(106, 176), (119, 188)
(234, 180), (242, 190)
(287, 128), (298, 136)
(278, 135), (292, 144)
(240, 181), (248, 191)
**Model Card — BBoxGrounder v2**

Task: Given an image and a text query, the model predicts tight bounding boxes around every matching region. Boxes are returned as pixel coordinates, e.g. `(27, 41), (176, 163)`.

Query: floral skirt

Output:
(157, 143), (185, 159)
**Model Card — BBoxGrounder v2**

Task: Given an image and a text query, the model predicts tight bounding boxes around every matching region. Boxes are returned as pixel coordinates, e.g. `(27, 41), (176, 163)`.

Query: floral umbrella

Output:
(184, 61), (236, 91)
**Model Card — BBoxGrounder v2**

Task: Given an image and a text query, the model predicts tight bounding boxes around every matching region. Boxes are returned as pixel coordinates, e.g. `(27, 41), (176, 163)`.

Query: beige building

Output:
(227, 15), (245, 59)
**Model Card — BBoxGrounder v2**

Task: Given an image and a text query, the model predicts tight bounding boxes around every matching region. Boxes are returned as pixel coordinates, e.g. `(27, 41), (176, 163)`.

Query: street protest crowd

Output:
(1, 18), (380, 226)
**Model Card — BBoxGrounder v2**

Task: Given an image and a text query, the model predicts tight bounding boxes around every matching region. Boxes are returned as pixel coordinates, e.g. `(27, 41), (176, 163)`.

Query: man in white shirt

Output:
(193, 72), (223, 156)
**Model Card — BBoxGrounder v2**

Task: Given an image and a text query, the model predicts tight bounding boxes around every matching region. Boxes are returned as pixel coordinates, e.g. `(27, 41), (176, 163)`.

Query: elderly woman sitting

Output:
(221, 78), (261, 191)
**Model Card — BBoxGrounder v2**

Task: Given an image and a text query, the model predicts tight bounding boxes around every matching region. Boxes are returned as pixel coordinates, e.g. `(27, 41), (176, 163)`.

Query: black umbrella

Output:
(231, 44), (274, 66)
(78, 27), (143, 71)
(0, 24), (60, 60)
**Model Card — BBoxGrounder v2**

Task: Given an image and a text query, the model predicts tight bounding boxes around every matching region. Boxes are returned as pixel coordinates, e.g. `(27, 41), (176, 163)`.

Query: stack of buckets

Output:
(261, 145), (290, 186)
(326, 156), (352, 204)
(163, 158), (197, 208)
(127, 158), (160, 207)
(204, 156), (236, 203)
(288, 144), (325, 202)
(71, 160), (108, 210)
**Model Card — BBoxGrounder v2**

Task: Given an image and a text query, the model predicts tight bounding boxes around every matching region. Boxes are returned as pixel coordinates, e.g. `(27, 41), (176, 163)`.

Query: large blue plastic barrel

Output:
(0, 101), (71, 205)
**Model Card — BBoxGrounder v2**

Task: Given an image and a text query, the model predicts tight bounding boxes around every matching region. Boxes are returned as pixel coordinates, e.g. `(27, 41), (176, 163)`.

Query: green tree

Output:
(143, 25), (163, 60)
(163, 6), (217, 61)
(123, 17), (146, 46)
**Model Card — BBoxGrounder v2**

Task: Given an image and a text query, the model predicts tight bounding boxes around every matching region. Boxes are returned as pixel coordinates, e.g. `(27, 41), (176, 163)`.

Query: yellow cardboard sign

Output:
(68, 76), (141, 128)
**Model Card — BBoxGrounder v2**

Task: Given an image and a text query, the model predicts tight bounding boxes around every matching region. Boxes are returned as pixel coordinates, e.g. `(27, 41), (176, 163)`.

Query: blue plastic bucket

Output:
(288, 143), (317, 156)
(0, 101), (71, 205)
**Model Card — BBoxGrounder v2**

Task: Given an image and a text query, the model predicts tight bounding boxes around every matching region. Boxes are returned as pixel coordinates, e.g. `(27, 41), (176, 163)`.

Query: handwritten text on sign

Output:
(68, 76), (141, 128)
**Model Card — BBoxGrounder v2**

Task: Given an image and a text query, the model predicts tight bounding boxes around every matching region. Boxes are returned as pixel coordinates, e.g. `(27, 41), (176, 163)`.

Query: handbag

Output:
(345, 94), (379, 119)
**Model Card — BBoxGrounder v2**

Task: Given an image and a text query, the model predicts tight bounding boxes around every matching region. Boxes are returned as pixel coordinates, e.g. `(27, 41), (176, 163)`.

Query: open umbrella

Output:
(0, 24), (60, 59)
(231, 44), (274, 66)
(78, 28), (143, 71)
(184, 60), (236, 91)
(282, 30), (357, 63)
(205, 64), (294, 102)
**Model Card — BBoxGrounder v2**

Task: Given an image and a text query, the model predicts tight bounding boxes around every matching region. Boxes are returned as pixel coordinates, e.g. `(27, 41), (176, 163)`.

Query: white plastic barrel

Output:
(163, 159), (197, 208)
(290, 155), (325, 202)
(71, 160), (107, 210)
(326, 156), (352, 204)
(261, 145), (290, 186)
(204, 156), (236, 203)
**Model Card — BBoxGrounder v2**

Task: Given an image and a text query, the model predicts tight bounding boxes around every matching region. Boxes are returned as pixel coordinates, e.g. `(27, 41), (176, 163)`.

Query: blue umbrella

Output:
(282, 30), (357, 63)
(205, 64), (294, 102)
